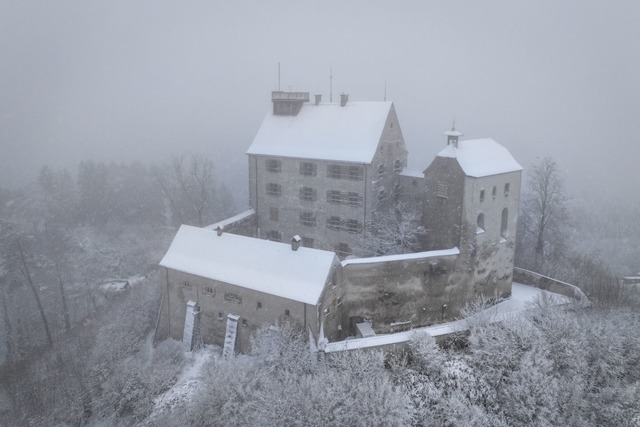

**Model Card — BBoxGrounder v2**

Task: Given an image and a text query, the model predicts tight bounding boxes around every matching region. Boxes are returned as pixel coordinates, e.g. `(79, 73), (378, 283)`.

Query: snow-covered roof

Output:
(399, 168), (424, 178)
(160, 225), (337, 305)
(436, 138), (523, 178)
(246, 102), (393, 164)
(204, 208), (255, 230)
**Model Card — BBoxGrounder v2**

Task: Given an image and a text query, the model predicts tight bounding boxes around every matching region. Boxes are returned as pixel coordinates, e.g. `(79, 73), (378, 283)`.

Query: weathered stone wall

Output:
(340, 250), (468, 335)
(160, 268), (333, 353)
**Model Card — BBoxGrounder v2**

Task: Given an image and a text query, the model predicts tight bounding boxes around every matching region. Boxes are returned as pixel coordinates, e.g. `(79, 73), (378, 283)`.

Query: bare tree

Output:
(518, 156), (568, 271)
(154, 155), (219, 227)
(361, 202), (423, 256)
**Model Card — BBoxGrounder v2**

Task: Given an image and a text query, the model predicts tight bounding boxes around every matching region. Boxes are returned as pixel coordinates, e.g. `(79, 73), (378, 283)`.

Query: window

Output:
(347, 192), (363, 206)
(501, 208), (508, 239)
(377, 164), (386, 178)
(476, 213), (485, 234)
(300, 162), (317, 176)
(480, 189), (485, 202)
(326, 190), (342, 204)
(437, 183), (448, 199)
(345, 219), (363, 234)
(242, 319), (247, 327)
(266, 230), (282, 241)
(224, 292), (242, 304)
(181, 280), (191, 289)
(394, 159), (403, 172)
(327, 164), (343, 179)
(504, 183), (510, 197)
(299, 211), (317, 227)
(334, 243), (352, 258)
(299, 186), (317, 201)
(203, 286), (215, 297)
(326, 164), (364, 181)
(217, 312), (224, 321)
(378, 188), (387, 202)
(492, 186), (497, 199)
(256, 301), (262, 309)
(336, 296), (343, 306)
(266, 183), (281, 196)
(327, 216), (343, 231)
(301, 237), (314, 248)
(269, 207), (279, 221)
(284, 309), (290, 316)
(265, 158), (281, 173)
(347, 165), (364, 181)
(324, 307), (331, 317)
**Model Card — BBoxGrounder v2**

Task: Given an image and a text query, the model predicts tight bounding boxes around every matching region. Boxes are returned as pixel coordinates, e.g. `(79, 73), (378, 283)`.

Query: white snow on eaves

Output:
(437, 138), (523, 177)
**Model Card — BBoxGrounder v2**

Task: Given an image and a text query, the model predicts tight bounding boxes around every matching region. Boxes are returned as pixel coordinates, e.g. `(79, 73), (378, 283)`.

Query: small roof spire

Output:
(444, 119), (463, 147)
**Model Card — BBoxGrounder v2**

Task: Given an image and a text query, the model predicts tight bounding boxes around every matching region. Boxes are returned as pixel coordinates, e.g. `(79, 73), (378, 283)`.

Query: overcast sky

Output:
(1, 0), (639, 204)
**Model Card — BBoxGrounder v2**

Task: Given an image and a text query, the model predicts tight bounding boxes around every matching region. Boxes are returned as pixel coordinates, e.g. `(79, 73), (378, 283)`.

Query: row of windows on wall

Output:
(480, 183), (510, 202)
(217, 308), (292, 328)
(266, 184), (366, 208)
(476, 208), (509, 238)
(265, 159), (403, 179)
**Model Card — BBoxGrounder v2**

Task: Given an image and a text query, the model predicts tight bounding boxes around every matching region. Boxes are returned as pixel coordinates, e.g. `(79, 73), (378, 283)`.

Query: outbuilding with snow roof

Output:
(158, 225), (344, 352)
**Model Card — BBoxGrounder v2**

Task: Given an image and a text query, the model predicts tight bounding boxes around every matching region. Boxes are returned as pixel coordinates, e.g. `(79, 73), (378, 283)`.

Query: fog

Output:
(1, 0), (639, 204)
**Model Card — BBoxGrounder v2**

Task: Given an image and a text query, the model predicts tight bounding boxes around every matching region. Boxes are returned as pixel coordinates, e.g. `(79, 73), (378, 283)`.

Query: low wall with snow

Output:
(205, 209), (256, 237)
(513, 267), (589, 305)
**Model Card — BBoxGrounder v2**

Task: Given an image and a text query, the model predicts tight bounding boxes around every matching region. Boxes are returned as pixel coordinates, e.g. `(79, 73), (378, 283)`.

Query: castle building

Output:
(246, 91), (407, 257)
(157, 90), (522, 353)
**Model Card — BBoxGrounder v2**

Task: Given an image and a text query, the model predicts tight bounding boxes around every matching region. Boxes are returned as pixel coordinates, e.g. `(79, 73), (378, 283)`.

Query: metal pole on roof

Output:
(330, 66), (333, 103)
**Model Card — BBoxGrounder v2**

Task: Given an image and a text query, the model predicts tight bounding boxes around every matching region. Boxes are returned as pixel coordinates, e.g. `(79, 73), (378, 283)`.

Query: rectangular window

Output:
(181, 280), (191, 289)
(324, 307), (331, 317)
(265, 158), (281, 173)
(480, 189), (485, 202)
(394, 159), (403, 172)
(284, 309), (290, 316)
(327, 216), (343, 231)
(224, 292), (242, 304)
(266, 183), (281, 196)
(377, 188), (387, 202)
(242, 319), (247, 327)
(347, 192), (363, 206)
(377, 164), (386, 178)
(327, 164), (343, 179)
(266, 230), (282, 241)
(504, 183), (510, 197)
(437, 183), (448, 199)
(300, 162), (317, 176)
(347, 165), (364, 181)
(299, 186), (317, 202)
(327, 190), (342, 204)
(203, 286), (215, 297)
(301, 237), (314, 248)
(256, 301), (262, 309)
(345, 219), (363, 234)
(299, 211), (317, 227)
(270, 207), (279, 221)
(218, 312), (224, 321)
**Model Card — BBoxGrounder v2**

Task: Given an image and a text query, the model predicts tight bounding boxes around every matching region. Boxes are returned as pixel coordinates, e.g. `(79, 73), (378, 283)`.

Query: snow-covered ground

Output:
(144, 346), (217, 425)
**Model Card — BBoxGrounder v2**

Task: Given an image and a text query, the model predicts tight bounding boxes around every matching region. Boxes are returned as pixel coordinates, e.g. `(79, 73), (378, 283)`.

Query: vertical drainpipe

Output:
(303, 303), (307, 333)
(254, 156), (260, 238)
(363, 164), (368, 227)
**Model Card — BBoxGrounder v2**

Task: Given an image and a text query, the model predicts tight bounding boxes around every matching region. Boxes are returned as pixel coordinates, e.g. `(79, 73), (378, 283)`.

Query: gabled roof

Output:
(160, 225), (337, 305)
(436, 138), (523, 177)
(246, 102), (393, 164)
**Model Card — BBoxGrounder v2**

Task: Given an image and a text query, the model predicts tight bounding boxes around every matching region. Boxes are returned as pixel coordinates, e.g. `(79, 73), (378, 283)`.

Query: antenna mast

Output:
(278, 62), (281, 91)
(329, 67), (333, 103)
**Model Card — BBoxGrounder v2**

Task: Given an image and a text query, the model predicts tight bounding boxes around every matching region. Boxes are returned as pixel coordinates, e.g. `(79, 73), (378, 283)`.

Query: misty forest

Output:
(2, 1), (640, 426)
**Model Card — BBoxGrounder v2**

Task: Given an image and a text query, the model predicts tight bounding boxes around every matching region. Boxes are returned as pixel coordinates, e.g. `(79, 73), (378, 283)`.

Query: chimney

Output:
(314, 94), (322, 105)
(215, 226), (223, 236)
(291, 235), (302, 251)
(340, 93), (349, 107)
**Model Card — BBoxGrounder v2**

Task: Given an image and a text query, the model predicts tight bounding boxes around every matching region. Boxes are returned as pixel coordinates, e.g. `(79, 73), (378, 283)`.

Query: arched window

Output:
(501, 208), (508, 239)
(476, 213), (485, 234)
